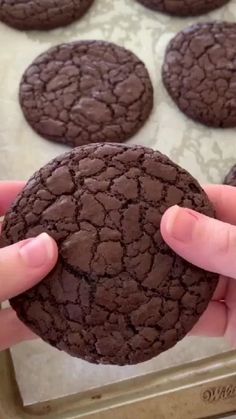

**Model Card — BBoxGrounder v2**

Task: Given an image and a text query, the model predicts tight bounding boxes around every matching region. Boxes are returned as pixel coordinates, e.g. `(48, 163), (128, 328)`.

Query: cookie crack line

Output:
(1, 143), (218, 365)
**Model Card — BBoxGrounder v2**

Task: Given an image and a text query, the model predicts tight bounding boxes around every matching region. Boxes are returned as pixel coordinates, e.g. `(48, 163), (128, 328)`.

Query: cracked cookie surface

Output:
(1, 143), (218, 365)
(0, 0), (94, 31)
(136, 0), (229, 16)
(19, 41), (153, 147)
(162, 22), (236, 128)
(224, 165), (236, 186)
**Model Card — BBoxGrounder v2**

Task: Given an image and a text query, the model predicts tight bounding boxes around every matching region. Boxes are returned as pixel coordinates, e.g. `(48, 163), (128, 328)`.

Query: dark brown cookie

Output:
(136, 0), (229, 16)
(19, 41), (153, 147)
(224, 165), (236, 186)
(162, 22), (236, 128)
(0, 0), (94, 31)
(1, 143), (218, 365)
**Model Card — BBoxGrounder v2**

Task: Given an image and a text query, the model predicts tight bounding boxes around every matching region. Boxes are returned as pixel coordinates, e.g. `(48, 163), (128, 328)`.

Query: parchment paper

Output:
(0, 0), (235, 406)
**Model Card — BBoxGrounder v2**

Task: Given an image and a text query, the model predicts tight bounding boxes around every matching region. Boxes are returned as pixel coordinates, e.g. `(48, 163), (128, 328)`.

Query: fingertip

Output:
(162, 203), (236, 278)
(40, 233), (58, 272)
(40, 232), (58, 265)
(19, 233), (58, 270)
(46, 234), (58, 268)
(161, 205), (200, 245)
(0, 233), (58, 301)
(189, 302), (227, 338)
(160, 205), (179, 239)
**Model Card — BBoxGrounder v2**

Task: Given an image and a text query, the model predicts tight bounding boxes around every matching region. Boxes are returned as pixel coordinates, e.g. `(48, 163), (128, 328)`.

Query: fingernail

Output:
(19, 233), (54, 268)
(165, 205), (199, 243)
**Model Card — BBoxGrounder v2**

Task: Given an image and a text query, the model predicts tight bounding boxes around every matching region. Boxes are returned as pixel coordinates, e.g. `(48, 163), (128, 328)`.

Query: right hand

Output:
(161, 184), (236, 346)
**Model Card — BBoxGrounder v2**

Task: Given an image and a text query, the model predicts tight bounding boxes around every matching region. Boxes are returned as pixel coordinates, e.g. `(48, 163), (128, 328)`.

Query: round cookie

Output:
(0, 0), (94, 31)
(224, 165), (236, 186)
(1, 143), (218, 365)
(19, 41), (153, 147)
(136, 0), (229, 16)
(162, 22), (236, 128)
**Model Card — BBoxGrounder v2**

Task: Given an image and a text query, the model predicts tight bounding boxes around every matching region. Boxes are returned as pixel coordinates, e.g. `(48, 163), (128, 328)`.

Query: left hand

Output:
(0, 181), (58, 351)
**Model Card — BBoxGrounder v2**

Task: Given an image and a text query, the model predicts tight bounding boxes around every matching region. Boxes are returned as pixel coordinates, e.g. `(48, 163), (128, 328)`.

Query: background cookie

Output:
(0, 0), (94, 31)
(135, 0), (229, 16)
(1, 143), (218, 365)
(162, 22), (236, 128)
(19, 41), (153, 147)
(224, 165), (236, 186)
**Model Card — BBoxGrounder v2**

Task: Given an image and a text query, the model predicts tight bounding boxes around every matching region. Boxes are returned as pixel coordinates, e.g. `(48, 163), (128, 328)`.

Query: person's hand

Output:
(161, 185), (236, 346)
(0, 182), (58, 351)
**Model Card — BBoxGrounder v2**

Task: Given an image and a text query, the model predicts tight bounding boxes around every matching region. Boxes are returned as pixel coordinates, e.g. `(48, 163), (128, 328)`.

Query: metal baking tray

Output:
(1, 347), (236, 418)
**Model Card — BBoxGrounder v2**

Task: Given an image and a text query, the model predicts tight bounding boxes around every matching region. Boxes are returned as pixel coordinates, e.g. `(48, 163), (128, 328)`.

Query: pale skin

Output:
(0, 182), (58, 351)
(161, 184), (236, 346)
(0, 182), (236, 351)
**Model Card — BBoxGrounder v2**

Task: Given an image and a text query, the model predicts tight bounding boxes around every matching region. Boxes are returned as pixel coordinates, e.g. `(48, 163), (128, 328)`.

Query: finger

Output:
(0, 181), (25, 216)
(189, 301), (227, 337)
(0, 233), (58, 302)
(224, 307), (236, 347)
(204, 185), (236, 225)
(222, 277), (236, 346)
(212, 276), (228, 301)
(161, 206), (236, 278)
(0, 308), (36, 351)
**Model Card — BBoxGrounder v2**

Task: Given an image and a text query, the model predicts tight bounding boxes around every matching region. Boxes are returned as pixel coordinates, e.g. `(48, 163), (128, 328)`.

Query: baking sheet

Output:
(0, 0), (235, 406)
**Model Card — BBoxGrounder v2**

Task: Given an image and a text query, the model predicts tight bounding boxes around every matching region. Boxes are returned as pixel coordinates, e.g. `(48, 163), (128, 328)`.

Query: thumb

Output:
(0, 233), (58, 301)
(161, 205), (236, 279)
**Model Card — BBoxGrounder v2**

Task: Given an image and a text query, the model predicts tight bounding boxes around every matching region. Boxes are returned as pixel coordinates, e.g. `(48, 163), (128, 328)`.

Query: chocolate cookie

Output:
(136, 0), (229, 16)
(224, 165), (236, 186)
(19, 41), (153, 147)
(1, 143), (218, 365)
(0, 0), (94, 31)
(162, 22), (236, 128)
